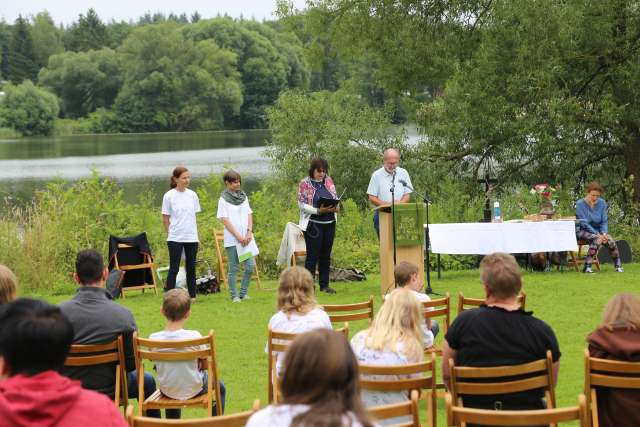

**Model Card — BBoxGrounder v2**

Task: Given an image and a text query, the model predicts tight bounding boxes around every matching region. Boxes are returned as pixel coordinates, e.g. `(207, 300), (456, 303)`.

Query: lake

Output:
(0, 130), (271, 205)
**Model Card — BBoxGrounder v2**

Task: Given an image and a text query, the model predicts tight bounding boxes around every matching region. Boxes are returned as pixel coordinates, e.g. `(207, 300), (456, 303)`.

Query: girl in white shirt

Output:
(161, 166), (201, 300)
(267, 266), (332, 376)
(248, 328), (377, 427)
(351, 289), (423, 423)
(216, 170), (255, 302)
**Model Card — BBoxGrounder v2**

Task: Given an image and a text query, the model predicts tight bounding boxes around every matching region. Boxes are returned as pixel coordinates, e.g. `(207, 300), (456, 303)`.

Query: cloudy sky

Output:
(0, 0), (308, 25)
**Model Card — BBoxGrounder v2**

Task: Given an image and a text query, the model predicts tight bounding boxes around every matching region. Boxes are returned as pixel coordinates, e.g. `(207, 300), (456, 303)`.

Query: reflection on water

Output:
(0, 130), (271, 204)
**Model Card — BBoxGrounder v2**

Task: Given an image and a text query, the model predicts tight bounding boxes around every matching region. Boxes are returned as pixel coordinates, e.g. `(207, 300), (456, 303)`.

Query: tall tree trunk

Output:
(624, 128), (640, 204)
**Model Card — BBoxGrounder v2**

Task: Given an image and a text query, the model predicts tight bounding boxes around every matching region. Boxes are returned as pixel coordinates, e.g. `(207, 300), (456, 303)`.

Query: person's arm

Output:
(162, 214), (170, 233)
(399, 193), (411, 203)
(576, 201), (598, 234)
(552, 361), (560, 388)
(221, 217), (243, 243)
(601, 201), (609, 234)
(245, 213), (253, 245)
(368, 194), (386, 207)
(441, 340), (457, 391)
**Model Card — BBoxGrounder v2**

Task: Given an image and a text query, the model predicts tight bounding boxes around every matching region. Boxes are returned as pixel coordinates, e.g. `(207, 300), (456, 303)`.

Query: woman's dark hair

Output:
(223, 169), (242, 183)
(586, 181), (604, 194)
(308, 157), (329, 178)
(0, 298), (74, 376)
(75, 249), (104, 285)
(170, 166), (189, 189)
(280, 329), (374, 427)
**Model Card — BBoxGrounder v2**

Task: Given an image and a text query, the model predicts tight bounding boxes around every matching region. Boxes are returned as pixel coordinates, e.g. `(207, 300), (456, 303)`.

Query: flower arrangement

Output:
(530, 183), (558, 201)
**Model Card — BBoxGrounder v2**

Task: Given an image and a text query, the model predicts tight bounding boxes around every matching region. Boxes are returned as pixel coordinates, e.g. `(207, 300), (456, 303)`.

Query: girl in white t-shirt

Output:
(162, 166), (201, 300)
(351, 289), (423, 424)
(248, 329), (377, 427)
(216, 170), (255, 302)
(267, 266), (332, 376)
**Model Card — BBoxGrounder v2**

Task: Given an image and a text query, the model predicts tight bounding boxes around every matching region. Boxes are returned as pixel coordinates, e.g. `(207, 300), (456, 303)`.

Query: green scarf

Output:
(222, 188), (247, 206)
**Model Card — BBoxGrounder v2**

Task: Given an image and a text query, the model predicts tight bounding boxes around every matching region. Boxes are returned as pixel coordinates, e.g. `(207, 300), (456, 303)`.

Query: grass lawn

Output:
(42, 262), (638, 425)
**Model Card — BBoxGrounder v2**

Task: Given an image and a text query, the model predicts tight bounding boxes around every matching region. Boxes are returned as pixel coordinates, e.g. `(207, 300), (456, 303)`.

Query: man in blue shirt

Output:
(575, 181), (623, 273)
(366, 148), (413, 237)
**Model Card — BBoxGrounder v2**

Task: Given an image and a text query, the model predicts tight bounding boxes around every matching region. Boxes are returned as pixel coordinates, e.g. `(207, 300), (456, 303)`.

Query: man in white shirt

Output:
(366, 148), (413, 237)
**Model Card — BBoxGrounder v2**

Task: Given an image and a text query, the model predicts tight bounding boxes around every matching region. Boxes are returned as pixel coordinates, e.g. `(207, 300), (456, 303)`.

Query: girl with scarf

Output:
(298, 157), (339, 294)
(216, 170), (255, 302)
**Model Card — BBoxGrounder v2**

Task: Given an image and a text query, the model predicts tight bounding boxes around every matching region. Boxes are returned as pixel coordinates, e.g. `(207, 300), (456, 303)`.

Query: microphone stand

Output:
(400, 181), (438, 295)
(390, 172), (397, 269)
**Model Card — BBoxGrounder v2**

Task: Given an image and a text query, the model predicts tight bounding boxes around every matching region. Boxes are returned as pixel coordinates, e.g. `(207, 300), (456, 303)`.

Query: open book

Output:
(237, 239), (259, 262)
(318, 187), (347, 208)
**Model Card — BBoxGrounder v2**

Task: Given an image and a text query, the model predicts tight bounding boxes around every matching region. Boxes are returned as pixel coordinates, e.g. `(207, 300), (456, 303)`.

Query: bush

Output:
(0, 81), (59, 136)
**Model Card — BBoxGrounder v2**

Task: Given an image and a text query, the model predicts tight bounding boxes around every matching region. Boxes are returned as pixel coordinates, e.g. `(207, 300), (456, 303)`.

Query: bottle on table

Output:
(492, 200), (502, 223)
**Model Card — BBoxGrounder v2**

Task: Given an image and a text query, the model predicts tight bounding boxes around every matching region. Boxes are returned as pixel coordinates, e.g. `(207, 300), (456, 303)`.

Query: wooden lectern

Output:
(377, 203), (426, 295)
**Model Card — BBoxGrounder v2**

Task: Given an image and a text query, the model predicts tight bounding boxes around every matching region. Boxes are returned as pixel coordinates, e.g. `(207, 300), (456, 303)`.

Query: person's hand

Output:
(597, 234), (607, 244)
(245, 230), (253, 244)
(319, 205), (337, 214)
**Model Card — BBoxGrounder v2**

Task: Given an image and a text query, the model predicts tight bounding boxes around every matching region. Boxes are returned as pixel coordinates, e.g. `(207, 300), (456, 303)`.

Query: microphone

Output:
(399, 179), (408, 187)
(390, 171), (396, 193)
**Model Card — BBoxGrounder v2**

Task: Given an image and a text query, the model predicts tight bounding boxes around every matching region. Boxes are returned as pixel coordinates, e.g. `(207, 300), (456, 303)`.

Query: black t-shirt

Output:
(445, 305), (561, 409)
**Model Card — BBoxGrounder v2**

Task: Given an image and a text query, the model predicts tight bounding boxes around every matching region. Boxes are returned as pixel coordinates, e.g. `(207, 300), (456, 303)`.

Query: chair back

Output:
(368, 390), (421, 427)
(321, 296), (374, 325)
(214, 230), (227, 286)
(584, 349), (640, 427)
(64, 336), (128, 409)
(457, 291), (527, 315)
(422, 293), (451, 334)
(133, 330), (221, 416)
(359, 352), (437, 427)
(448, 350), (556, 409)
(445, 393), (588, 426)
(126, 400), (260, 427)
(108, 233), (158, 297)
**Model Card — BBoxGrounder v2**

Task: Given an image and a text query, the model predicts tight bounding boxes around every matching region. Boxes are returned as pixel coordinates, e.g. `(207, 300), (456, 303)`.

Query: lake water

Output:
(0, 130), (271, 204)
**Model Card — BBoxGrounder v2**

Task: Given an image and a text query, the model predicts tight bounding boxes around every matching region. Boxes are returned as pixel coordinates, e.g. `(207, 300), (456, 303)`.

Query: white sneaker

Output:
(232, 297), (241, 303)
(615, 266), (624, 273)
(241, 295), (250, 300)
(584, 267), (594, 274)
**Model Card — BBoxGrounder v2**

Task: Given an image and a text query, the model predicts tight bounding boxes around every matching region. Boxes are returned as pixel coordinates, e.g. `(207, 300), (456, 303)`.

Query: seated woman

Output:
(267, 266), (332, 375)
(350, 288), (423, 419)
(575, 181), (623, 273)
(587, 293), (640, 427)
(248, 329), (376, 427)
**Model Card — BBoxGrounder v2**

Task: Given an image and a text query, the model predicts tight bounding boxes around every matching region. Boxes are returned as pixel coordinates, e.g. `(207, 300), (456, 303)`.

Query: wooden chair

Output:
(321, 296), (374, 327)
(291, 250), (307, 266)
(359, 352), (437, 427)
(64, 336), (128, 411)
(267, 327), (348, 404)
(126, 400), (260, 427)
(584, 348), (640, 427)
(445, 392), (589, 426)
(133, 330), (222, 416)
(112, 242), (158, 298)
(457, 291), (527, 315)
(448, 350), (556, 410)
(568, 239), (601, 272)
(214, 229), (262, 291)
(422, 293), (450, 395)
(368, 390), (421, 427)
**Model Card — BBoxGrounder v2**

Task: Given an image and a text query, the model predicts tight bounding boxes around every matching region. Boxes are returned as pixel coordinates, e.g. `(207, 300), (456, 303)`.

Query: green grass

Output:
(42, 263), (639, 424)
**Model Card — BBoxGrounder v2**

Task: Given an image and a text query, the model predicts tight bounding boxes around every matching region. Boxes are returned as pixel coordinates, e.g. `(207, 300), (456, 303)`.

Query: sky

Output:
(0, 0), (308, 25)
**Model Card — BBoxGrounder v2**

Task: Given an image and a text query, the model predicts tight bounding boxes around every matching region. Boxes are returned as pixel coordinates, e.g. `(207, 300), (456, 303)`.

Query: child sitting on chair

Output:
(391, 261), (437, 347)
(150, 289), (226, 418)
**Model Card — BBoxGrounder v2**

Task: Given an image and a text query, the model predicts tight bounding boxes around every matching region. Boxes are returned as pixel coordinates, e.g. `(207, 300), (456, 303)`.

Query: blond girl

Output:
(0, 264), (17, 305)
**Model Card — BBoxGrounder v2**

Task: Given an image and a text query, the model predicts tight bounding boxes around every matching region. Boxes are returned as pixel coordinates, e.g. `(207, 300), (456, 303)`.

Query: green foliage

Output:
(0, 22), (11, 80)
(0, 80), (59, 136)
(8, 16), (38, 84)
(113, 23), (242, 132)
(38, 48), (122, 118)
(266, 89), (407, 205)
(65, 8), (109, 52)
(29, 12), (64, 69)
(186, 17), (308, 128)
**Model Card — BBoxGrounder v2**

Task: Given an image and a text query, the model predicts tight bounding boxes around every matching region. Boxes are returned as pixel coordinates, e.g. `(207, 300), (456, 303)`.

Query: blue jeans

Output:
(225, 246), (254, 299)
(127, 370), (160, 418)
(165, 373), (227, 419)
(373, 210), (380, 238)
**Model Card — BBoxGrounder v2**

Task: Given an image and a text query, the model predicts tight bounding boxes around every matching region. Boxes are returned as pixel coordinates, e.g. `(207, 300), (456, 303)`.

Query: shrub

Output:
(0, 81), (59, 136)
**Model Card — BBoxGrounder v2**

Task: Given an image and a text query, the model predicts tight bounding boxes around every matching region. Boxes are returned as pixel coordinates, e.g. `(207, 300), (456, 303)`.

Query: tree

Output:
(266, 89), (408, 204)
(0, 80), (59, 136)
(65, 8), (109, 52)
(38, 48), (122, 118)
(186, 18), (306, 128)
(106, 20), (133, 48)
(0, 22), (11, 80)
(7, 16), (38, 83)
(30, 12), (64, 69)
(113, 22), (242, 132)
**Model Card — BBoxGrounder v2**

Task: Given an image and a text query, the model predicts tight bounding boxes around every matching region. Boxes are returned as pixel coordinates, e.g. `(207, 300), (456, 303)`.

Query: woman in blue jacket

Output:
(575, 181), (622, 273)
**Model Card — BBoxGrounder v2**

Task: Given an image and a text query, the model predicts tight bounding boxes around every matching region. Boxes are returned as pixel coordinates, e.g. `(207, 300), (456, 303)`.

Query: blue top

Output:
(366, 166), (413, 202)
(576, 198), (608, 234)
(310, 180), (335, 222)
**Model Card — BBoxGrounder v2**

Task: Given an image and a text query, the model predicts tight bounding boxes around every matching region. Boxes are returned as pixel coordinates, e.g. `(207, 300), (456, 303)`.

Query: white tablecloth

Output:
(428, 221), (578, 255)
